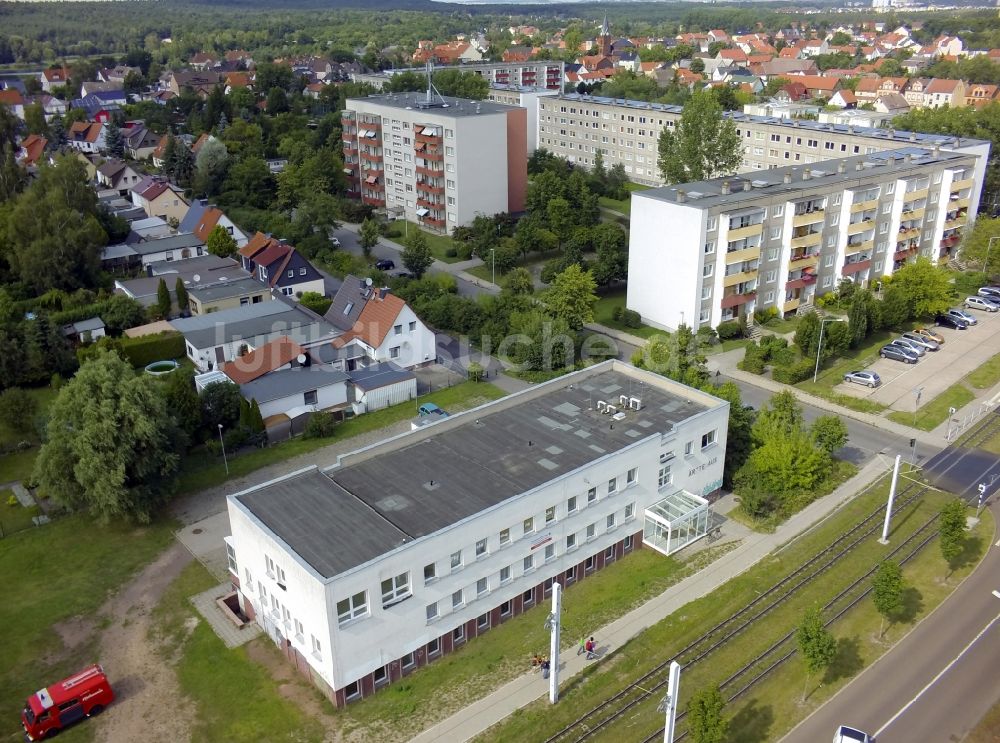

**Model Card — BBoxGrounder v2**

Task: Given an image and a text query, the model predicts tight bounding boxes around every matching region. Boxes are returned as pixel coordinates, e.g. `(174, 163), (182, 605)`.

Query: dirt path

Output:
(92, 541), (196, 742)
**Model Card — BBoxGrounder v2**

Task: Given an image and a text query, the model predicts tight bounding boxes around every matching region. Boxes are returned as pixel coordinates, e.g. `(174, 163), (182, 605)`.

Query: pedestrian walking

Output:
(585, 636), (597, 660)
(540, 657), (551, 679)
(577, 637), (586, 656)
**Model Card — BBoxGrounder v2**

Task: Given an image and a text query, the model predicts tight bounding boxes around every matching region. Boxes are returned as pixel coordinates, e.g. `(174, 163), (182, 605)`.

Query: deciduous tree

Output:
(796, 606), (837, 701)
(359, 217), (380, 259)
(810, 415), (848, 454)
(687, 685), (728, 743)
(402, 229), (433, 278)
(543, 263), (597, 330)
(657, 88), (741, 183)
(206, 224), (238, 258)
(871, 560), (904, 638)
(938, 498), (967, 576)
(33, 351), (181, 523)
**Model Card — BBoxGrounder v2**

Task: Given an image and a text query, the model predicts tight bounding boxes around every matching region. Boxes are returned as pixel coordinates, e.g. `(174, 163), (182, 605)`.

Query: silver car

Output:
(890, 337), (925, 356)
(964, 296), (999, 312)
(900, 331), (939, 351)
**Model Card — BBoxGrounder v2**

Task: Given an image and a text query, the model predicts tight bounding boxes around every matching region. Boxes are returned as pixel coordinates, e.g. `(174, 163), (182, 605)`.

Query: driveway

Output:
(833, 310), (1000, 411)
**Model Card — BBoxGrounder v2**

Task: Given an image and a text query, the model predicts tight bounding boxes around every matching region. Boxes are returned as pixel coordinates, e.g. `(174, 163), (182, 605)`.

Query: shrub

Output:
(758, 335), (788, 360)
(445, 247), (458, 258)
(738, 344), (767, 374)
(467, 361), (484, 382)
(50, 373), (63, 391)
(612, 305), (624, 322)
(716, 320), (743, 340)
(622, 309), (642, 328)
(118, 332), (185, 368)
(456, 242), (473, 260)
(303, 412), (338, 439)
(772, 358), (815, 384)
(771, 345), (798, 367)
(754, 306), (779, 325)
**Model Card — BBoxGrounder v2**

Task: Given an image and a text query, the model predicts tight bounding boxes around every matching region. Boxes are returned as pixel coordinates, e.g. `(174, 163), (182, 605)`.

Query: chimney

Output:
(904, 153), (911, 163)
(933, 144), (941, 157)
(837, 161), (846, 174)
(783, 173), (792, 184)
(676, 189), (686, 203)
(743, 181), (751, 192)
(721, 180), (731, 195)
(909, 131), (917, 142)
(802, 168), (812, 181)
(889, 128), (895, 138)
(953, 137), (961, 147)
(855, 161), (863, 171)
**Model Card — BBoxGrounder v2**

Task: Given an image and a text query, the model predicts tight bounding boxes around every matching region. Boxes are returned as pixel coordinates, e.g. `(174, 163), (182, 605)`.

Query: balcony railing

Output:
(788, 252), (820, 270)
(416, 181), (445, 195)
(415, 165), (443, 177)
(893, 246), (918, 262)
(785, 273), (817, 291)
(727, 222), (763, 241)
(361, 195), (385, 207)
(841, 259), (872, 276)
(723, 269), (758, 288)
(720, 290), (756, 309)
(793, 209), (825, 227)
(725, 245), (761, 264)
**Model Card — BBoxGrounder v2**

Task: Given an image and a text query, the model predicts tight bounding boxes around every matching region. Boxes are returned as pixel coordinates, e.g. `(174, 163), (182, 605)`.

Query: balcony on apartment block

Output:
(720, 282), (756, 309)
(422, 215), (446, 229)
(419, 150), (444, 163)
(416, 180), (444, 195)
(363, 173), (384, 189)
(792, 199), (826, 227)
(416, 197), (443, 210)
(788, 250), (820, 270)
(362, 194), (385, 207)
(416, 164), (444, 178)
(841, 255), (872, 276)
(342, 140), (358, 153)
(940, 230), (962, 251)
(850, 196), (879, 213)
(723, 263), (758, 288)
(341, 111), (355, 123)
(951, 177), (974, 192)
(415, 125), (443, 143)
(900, 204), (926, 221)
(342, 129), (357, 141)
(893, 244), (919, 262)
(785, 270), (817, 291)
(359, 149), (383, 163)
(896, 224), (921, 242)
(848, 214), (876, 234)
(790, 227), (822, 249)
(783, 289), (809, 314)
(903, 186), (929, 204)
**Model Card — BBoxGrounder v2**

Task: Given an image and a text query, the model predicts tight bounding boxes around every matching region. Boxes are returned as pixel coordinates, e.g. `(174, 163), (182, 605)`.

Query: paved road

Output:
(783, 485), (1000, 742)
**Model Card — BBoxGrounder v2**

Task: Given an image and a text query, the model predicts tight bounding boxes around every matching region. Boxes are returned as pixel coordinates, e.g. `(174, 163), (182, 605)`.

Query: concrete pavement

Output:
(409, 458), (891, 743)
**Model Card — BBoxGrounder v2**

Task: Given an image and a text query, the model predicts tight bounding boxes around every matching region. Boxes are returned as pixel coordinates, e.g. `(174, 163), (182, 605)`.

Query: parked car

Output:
(375, 259), (395, 271)
(418, 402), (449, 418)
(329, 237), (341, 248)
(913, 327), (945, 344)
(834, 725), (873, 743)
(392, 271), (413, 280)
(844, 370), (881, 388)
(964, 295), (999, 312)
(900, 331), (940, 351)
(947, 307), (978, 325)
(935, 313), (969, 330)
(880, 344), (919, 363)
(889, 337), (925, 356)
(22, 664), (114, 741)
(977, 286), (1000, 300)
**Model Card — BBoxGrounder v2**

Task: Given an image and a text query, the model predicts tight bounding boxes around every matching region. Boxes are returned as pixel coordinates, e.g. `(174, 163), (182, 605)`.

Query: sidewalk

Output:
(410, 457), (890, 743)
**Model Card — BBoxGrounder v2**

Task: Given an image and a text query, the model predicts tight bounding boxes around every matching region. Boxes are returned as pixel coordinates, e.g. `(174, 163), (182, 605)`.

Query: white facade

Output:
(370, 304), (437, 369)
(628, 148), (978, 331)
(487, 85), (559, 153)
(343, 93), (527, 233)
(352, 376), (418, 414)
(256, 379), (349, 420)
(227, 361), (728, 704)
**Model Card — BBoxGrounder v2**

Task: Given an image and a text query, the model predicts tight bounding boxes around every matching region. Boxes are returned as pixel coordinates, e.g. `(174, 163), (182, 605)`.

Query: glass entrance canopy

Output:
(642, 489), (711, 556)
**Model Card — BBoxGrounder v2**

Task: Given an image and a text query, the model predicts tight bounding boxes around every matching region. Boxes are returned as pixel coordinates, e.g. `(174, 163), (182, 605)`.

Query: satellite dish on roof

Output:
(365, 277), (373, 287)
(192, 274), (201, 282)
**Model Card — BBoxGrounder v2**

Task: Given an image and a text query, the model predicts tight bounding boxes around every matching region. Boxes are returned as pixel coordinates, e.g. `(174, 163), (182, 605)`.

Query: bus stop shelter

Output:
(642, 489), (711, 556)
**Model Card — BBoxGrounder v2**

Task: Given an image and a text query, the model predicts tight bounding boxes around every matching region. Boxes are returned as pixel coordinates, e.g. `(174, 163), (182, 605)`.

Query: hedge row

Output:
(119, 332), (186, 367)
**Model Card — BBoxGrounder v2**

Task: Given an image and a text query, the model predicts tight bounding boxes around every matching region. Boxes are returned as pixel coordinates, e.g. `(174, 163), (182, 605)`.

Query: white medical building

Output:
(226, 360), (729, 705)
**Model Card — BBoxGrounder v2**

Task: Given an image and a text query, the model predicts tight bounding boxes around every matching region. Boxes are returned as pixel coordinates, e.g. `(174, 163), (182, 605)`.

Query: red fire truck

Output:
(21, 664), (114, 741)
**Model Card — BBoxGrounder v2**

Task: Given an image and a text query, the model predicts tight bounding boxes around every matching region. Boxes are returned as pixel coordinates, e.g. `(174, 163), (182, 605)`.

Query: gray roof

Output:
(234, 364), (722, 578)
(309, 341), (366, 364)
(103, 243), (138, 260)
(188, 277), (268, 303)
(128, 232), (205, 255)
(237, 469), (408, 579)
(554, 92), (989, 150)
(239, 365), (350, 404)
(146, 254), (239, 278)
(324, 274), (371, 331)
(638, 147), (975, 211)
(64, 317), (105, 336)
(348, 361), (414, 391)
(172, 302), (337, 350)
(348, 92), (517, 118)
(178, 199), (210, 233)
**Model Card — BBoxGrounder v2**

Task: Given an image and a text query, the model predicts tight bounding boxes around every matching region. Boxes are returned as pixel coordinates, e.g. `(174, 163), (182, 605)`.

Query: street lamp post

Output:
(912, 386), (924, 427)
(544, 582), (562, 704)
(812, 318), (840, 384)
(218, 423), (229, 476)
(657, 662), (681, 743)
(489, 248), (496, 286)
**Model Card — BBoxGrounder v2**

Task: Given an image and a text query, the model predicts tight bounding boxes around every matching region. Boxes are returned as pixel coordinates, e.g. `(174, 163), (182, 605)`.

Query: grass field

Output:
(337, 542), (738, 742)
(153, 562), (327, 743)
(965, 350), (1000, 389)
(175, 381), (505, 496)
(0, 490), (40, 537)
(0, 516), (176, 734)
(397, 222), (462, 263)
(793, 331), (894, 414)
(475, 474), (978, 742)
(597, 182), (651, 216)
(0, 386), (57, 484)
(887, 382), (975, 431)
(592, 289), (665, 340)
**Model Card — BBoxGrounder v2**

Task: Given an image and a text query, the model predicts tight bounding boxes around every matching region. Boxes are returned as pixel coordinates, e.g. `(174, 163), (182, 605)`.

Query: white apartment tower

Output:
(627, 147), (977, 331)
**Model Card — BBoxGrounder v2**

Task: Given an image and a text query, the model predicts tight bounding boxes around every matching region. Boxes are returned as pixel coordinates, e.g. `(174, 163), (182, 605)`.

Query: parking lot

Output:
(834, 308), (1000, 411)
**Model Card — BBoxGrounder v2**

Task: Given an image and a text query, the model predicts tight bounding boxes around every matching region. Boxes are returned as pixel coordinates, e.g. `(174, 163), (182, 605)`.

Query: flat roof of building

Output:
(637, 147), (975, 211)
(188, 277), (267, 303)
(551, 92), (989, 149)
(239, 365), (350, 404)
(347, 92), (517, 117)
(231, 361), (724, 579)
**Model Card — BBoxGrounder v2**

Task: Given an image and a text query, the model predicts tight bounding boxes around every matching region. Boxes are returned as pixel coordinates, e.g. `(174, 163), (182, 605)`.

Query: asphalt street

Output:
(783, 484), (1000, 743)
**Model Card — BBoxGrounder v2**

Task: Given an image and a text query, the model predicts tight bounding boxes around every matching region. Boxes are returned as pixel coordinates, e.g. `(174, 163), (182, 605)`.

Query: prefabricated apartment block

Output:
(627, 147), (977, 331)
(342, 92), (527, 233)
(226, 360), (729, 705)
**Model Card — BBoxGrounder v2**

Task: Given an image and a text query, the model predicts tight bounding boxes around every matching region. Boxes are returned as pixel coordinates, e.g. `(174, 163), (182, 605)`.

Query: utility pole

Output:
(879, 454), (901, 544)
(218, 423), (229, 476)
(490, 247), (496, 286)
(545, 582), (562, 704)
(813, 318), (839, 384)
(657, 661), (681, 743)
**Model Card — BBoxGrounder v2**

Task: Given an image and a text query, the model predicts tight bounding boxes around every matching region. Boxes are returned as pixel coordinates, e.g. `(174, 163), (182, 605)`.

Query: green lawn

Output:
(0, 386), (58, 485)
(592, 289), (667, 340)
(397, 221), (462, 263)
(887, 382), (975, 431)
(0, 490), (40, 537)
(966, 350), (1000, 389)
(478, 474), (964, 742)
(175, 381), (506, 496)
(338, 542), (738, 741)
(762, 315), (802, 335)
(705, 338), (753, 356)
(152, 562), (326, 743)
(465, 263), (501, 286)
(597, 182), (651, 216)
(0, 516), (176, 729)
